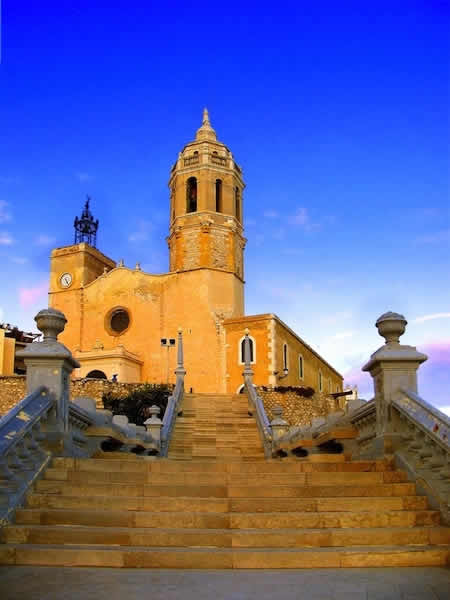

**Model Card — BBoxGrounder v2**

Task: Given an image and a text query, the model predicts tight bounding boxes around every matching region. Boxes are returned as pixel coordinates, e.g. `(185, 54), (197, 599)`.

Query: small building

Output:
(0, 324), (40, 375)
(48, 110), (343, 395)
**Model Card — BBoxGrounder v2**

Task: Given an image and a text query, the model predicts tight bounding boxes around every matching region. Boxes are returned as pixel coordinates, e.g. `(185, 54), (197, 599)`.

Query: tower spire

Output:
(196, 107), (217, 141)
(74, 195), (99, 247)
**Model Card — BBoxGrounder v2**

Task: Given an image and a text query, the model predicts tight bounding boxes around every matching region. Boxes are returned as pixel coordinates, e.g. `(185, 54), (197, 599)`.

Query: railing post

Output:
(16, 308), (80, 433)
(242, 328), (254, 415)
(175, 328), (186, 389)
(144, 405), (162, 448)
(362, 311), (427, 455)
(270, 405), (288, 447)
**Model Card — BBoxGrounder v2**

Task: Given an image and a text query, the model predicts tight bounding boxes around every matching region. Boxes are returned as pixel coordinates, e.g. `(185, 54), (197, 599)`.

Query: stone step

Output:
(230, 496), (429, 513)
(34, 479), (417, 499)
(26, 493), (230, 512)
(43, 468), (407, 486)
(25, 492), (429, 513)
(3, 525), (449, 548)
(50, 457), (394, 473)
(14, 508), (441, 529)
(2, 543), (448, 568)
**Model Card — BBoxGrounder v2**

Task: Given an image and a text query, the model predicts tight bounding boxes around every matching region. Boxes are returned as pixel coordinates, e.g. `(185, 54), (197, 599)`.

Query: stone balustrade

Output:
(0, 308), (164, 523)
(242, 330), (273, 457)
(0, 387), (53, 524)
(160, 328), (186, 457)
(390, 389), (450, 524)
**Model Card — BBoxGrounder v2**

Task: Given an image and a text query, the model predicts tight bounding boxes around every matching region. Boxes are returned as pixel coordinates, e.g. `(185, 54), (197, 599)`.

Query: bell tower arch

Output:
(167, 109), (246, 289)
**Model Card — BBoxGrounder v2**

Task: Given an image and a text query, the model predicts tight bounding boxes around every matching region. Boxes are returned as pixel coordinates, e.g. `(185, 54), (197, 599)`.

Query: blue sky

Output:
(0, 2), (449, 409)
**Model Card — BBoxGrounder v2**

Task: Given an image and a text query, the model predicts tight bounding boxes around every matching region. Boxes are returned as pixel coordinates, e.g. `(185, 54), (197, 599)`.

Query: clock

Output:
(60, 273), (73, 288)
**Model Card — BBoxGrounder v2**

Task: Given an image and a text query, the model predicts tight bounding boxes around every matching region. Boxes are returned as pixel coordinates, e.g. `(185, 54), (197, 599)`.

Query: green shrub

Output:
(102, 383), (172, 426)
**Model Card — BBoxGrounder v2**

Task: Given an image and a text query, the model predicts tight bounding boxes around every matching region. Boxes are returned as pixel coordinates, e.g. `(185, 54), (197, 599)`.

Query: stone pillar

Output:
(270, 405), (288, 441)
(16, 308), (80, 432)
(174, 328), (186, 387)
(144, 405), (163, 446)
(362, 311), (427, 454)
(243, 328), (254, 415)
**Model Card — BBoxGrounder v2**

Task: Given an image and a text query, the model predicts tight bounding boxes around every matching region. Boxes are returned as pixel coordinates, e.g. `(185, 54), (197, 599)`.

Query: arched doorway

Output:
(86, 369), (107, 380)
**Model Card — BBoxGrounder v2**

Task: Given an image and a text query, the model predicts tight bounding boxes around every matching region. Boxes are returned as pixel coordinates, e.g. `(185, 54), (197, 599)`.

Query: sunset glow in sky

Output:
(0, 2), (449, 411)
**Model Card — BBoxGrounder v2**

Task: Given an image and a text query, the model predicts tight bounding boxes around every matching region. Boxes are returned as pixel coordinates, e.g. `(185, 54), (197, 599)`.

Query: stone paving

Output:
(0, 566), (448, 599)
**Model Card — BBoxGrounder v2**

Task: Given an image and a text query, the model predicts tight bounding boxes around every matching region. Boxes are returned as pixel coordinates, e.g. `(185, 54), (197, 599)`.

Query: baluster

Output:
(407, 427), (423, 456)
(1, 452), (21, 490)
(438, 457), (450, 493)
(15, 440), (34, 471)
(418, 437), (433, 464)
(24, 427), (46, 467)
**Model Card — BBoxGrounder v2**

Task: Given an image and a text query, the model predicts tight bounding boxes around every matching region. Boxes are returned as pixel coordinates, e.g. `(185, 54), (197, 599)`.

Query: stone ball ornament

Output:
(375, 311), (407, 344)
(34, 308), (68, 342)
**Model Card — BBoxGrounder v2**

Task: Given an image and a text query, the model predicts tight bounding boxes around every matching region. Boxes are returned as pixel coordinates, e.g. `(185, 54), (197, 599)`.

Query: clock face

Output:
(60, 273), (73, 288)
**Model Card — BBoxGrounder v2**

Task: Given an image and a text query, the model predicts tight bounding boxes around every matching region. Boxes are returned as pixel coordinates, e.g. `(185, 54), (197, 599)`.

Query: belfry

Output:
(49, 110), (343, 395)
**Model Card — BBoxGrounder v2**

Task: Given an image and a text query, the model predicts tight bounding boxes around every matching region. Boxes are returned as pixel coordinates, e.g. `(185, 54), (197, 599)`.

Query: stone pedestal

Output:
(362, 312), (427, 455)
(16, 308), (80, 432)
(144, 405), (163, 445)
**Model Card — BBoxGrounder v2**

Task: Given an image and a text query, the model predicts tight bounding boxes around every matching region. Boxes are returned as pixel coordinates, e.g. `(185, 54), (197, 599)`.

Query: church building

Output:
(49, 110), (343, 395)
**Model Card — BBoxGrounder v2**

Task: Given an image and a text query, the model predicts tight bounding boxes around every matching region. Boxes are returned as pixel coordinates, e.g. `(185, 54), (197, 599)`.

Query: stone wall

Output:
(259, 389), (338, 426)
(71, 379), (159, 409)
(0, 375), (26, 415)
(0, 376), (166, 417)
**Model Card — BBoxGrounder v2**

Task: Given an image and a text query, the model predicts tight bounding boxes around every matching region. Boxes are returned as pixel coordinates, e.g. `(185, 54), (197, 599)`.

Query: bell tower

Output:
(167, 109), (246, 287)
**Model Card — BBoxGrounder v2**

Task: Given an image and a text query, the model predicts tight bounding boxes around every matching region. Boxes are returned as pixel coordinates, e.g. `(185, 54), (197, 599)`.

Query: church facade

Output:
(49, 111), (343, 395)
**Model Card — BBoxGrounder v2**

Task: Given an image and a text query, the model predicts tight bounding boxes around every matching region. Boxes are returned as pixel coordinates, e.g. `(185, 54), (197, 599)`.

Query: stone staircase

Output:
(168, 393), (265, 460)
(1, 452), (449, 568)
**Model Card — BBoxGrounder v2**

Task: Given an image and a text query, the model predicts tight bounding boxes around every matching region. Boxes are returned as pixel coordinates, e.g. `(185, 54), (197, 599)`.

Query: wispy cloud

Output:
(416, 229), (450, 244)
(128, 220), (154, 243)
(281, 247), (304, 256)
(76, 172), (93, 182)
(10, 256), (29, 265)
(0, 232), (14, 245)
(35, 234), (56, 246)
(343, 365), (372, 399)
(19, 282), (48, 308)
(288, 207), (321, 232)
(271, 227), (285, 240)
(414, 313), (450, 323)
(263, 210), (279, 218)
(0, 200), (12, 223)
(320, 311), (352, 326)
(329, 331), (354, 341)
(418, 340), (450, 366)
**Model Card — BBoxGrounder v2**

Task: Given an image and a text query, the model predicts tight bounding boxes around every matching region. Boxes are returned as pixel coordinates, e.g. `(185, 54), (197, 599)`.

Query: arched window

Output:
(215, 179), (222, 213)
(283, 343), (288, 371)
(86, 370), (107, 380)
(186, 177), (197, 213)
(239, 335), (256, 364)
(235, 187), (240, 221)
(298, 355), (304, 379)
